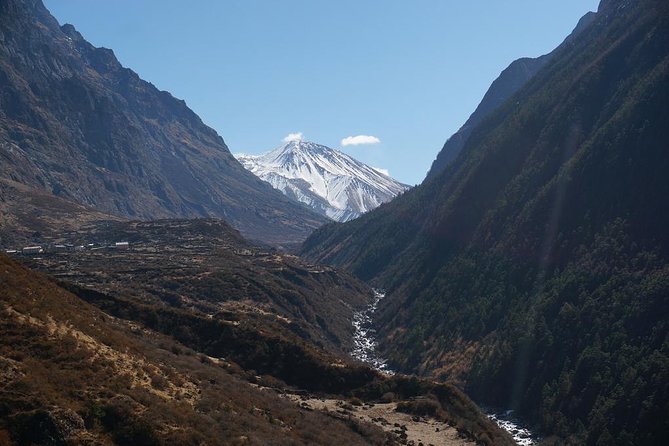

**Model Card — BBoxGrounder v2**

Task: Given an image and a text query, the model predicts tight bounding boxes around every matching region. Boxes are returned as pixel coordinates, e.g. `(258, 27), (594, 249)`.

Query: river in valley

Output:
(350, 290), (538, 445)
(487, 410), (537, 445)
(351, 289), (395, 374)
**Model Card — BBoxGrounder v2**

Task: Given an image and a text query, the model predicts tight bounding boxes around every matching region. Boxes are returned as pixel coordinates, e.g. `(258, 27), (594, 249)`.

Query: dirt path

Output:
(285, 395), (475, 446)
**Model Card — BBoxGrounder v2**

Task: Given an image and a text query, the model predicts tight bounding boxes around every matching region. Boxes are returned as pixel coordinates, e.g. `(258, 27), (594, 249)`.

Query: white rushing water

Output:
(351, 290), (536, 445)
(351, 289), (394, 374)
(487, 410), (537, 445)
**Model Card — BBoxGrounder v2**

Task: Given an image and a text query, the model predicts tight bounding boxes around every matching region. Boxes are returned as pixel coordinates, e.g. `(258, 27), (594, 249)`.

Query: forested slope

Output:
(425, 11), (596, 181)
(302, 0), (669, 443)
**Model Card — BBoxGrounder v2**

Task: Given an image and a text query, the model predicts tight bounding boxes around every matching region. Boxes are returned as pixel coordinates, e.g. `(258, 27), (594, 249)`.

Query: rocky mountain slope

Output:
(236, 140), (410, 222)
(0, 0), (326, 246)
(0, 249), (513, 445)
(302, 0), (669, 443)
(15, 218), (373, 356)
(0, 254), (394, 445)
(425, 11), (596, 180)
(0, 178), (123, 247)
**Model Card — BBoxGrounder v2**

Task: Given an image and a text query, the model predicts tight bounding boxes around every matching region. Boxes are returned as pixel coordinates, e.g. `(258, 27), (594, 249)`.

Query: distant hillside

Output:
(0, 0), (325, 246)
(18, 218), (374, 356)
(0, 178), (124, 248)
(302, 0), (669, 443)
(237, 140), (410, 222)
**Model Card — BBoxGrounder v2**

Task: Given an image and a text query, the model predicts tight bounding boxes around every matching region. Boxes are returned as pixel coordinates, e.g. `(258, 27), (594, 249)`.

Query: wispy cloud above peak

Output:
(283, 132), (303, 143)
(372, 166), (390, 176)
(341, 135), (381, 147)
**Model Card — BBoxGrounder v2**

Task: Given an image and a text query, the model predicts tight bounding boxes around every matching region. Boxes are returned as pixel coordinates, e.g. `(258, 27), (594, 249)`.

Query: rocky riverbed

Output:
(350, 290), (537, 445)
(351, 290), (394, 373)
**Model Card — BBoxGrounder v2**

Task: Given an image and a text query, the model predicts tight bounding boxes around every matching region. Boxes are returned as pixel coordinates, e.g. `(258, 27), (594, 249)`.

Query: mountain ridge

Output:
(425, 10), (596, 180)
(236, 140), (410, 222)
(0, 0), (326, 246)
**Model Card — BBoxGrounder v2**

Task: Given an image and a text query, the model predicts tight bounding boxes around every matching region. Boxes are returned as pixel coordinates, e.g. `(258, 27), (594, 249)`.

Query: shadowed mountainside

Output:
(425, 11), (596, 181)
(302, 0), (669, 443)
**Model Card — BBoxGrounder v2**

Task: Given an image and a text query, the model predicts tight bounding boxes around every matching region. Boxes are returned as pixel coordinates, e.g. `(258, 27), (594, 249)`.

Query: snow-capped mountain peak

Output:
(236, 140), (410, 222)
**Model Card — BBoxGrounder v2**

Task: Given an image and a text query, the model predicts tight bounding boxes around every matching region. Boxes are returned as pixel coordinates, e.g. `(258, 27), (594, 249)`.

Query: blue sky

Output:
(44, 0), (599, 185)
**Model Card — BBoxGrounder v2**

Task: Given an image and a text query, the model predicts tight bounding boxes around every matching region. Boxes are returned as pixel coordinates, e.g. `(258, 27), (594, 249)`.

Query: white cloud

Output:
(283, 132), (303, 143)
(372, 166), (390, 176)
(341, 135), (381, 147)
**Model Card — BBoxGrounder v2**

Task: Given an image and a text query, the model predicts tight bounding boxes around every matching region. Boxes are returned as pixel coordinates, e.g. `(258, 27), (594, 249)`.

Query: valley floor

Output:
(284, 394), (473, 446)
(351, 292), (537, 445)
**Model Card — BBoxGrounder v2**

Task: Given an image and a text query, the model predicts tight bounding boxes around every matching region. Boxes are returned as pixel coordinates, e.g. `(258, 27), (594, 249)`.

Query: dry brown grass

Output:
(0, 254), (390, 445)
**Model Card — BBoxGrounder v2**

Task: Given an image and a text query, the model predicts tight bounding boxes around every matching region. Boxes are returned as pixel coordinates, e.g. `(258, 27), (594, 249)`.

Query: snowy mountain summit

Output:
(236, 140), (410, 222)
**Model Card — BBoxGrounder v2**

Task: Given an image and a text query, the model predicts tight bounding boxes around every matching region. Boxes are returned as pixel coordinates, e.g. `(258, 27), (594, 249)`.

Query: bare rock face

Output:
(0, 0), (325, 246)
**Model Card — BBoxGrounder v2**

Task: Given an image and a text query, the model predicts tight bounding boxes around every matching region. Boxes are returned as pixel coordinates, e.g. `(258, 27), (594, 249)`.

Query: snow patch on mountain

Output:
(236, 141), (410, 222)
